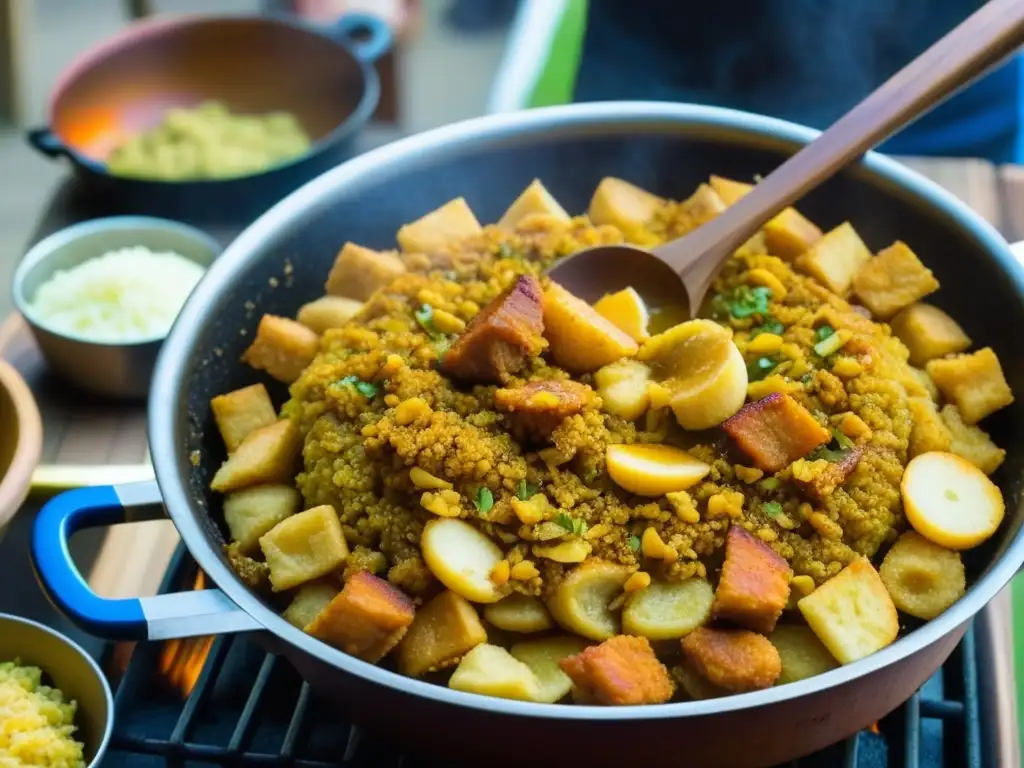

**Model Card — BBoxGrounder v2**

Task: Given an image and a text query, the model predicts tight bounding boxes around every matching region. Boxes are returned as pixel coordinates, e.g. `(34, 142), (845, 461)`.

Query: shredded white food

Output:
(29, 246), (206, 343)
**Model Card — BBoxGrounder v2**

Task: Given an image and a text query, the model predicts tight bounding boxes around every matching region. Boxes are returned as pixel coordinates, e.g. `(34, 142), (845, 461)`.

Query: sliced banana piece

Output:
(622, 578), (714, 640)
(546, 561), (632, 640)
(483, 594), (554, 634)
(421, 518), (504, 603)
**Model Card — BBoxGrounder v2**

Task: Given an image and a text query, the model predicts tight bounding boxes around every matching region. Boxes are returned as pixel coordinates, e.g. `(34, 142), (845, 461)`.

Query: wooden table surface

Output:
(0, 155), (1021, 762)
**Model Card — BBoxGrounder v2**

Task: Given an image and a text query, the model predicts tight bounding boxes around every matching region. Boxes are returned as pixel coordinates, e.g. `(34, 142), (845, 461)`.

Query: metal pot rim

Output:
(150, 100), (1024, 720)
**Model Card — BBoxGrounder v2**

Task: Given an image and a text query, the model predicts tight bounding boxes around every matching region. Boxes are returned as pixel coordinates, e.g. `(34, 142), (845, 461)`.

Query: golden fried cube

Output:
(497, 179), (570, 230)
(588, 177), (665, 231)
(259, 504), (350, 591)
(283, 579), (340, 629)
(941, 405), (1006, 475)
(763, 208), (823, 260)
(674, 184), (727, 233)
(398, 589), (487, 677)
(852, 242), (939, 319)
(890, 302), (971, 366)
(449, 644), (541, 701)
(325, 242), (407, 300)
(708, 176), (821, 259)
(296, 295), (364, 334)
(223, 484), (301, 551)
(798, 557), (898, 664)
(241, 315), (319, 383)
(907, 397), (952, 458)
(307, 571), (415, 661)
(708, 175), (753, 205)
(796, 222), (872, 296)
(210, 419), (301, 493)
(396, 197), (483, 253)
(926, 347), (1014, 424)
(210, 383), (278, 452)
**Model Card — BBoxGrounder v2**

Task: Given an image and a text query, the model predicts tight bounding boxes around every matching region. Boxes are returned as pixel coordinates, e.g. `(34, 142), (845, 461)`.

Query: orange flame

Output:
(157, 570), (215, 696)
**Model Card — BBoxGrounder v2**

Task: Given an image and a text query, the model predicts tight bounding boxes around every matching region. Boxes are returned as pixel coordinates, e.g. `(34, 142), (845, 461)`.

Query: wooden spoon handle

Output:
(660, 0), (1024, 286)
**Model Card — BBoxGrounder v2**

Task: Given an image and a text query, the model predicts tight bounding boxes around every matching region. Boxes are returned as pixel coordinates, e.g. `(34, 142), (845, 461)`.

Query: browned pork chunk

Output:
(307, 571), (416, 662)
(494, 379), (593, 436)
(681, 627), (781, 693)
(441, 275), (545, 383)
(560, 635), (675, 706)
(712, 526), (792, 634)
(722, 393), (831, 473)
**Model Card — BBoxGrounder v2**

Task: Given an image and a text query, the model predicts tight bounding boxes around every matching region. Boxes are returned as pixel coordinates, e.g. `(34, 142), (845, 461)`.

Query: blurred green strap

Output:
(487, 0), (587, 113)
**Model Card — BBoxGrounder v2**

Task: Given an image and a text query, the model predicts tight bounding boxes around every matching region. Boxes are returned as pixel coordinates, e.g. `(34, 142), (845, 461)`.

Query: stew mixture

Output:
(205, 175), (1011, 706)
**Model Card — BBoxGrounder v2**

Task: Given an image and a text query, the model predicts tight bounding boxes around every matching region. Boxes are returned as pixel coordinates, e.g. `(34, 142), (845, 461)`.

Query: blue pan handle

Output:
(331, 12), (392, 63)
(26, 127), (68, 160)
(32, 481), (261, 641)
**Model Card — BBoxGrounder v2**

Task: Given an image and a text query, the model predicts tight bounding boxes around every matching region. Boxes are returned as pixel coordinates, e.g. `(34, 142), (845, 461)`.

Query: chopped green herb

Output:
(809, 445), (849, 462)
(814, 324), (835, 343)
(628, 535), (641, 552)
(353, 380), (378, 398)
(554, 512), (588, 537)
(497, 242), (520, 260)
(809, 426), (856, 463)
(474, 487), (494, 514)
(832, 428), (854, 450)
(726, 285), (773, 319)
(442, 270), (458, 282)
(813, 329), (846, 357)
(516, 479), (538, 501)
(760, 477), (780, 491)
(415, 304), (443, 339)
(762, 501), (783, 518)
(747, 356), (778, 382)
(750, 319), (785, 338)
(337, 376), (378, 398)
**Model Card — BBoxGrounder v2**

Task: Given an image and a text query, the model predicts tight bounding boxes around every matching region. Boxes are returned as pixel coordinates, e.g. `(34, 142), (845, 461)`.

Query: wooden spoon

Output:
(548, 0), (1024, 313)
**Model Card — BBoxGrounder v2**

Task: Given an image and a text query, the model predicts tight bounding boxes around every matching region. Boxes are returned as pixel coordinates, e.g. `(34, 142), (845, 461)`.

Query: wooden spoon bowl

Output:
(548, 0), (1024, 311)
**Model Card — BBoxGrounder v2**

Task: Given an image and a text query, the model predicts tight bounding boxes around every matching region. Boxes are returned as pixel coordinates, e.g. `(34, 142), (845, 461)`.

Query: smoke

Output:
(582, 0), (969, 129)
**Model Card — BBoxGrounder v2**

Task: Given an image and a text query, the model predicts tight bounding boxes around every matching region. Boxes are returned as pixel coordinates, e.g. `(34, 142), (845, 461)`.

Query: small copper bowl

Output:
(0, 614), (113, 767)
(24, 13), (391, 224)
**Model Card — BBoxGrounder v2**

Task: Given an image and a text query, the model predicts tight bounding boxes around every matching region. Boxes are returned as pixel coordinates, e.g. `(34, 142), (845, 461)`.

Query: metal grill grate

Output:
(100, 548), (985, 768)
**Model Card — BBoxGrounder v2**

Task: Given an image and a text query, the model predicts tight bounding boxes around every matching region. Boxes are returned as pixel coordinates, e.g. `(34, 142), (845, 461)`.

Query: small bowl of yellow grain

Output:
(12, 216), (220, 399)
(0, 614), (113, 767)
